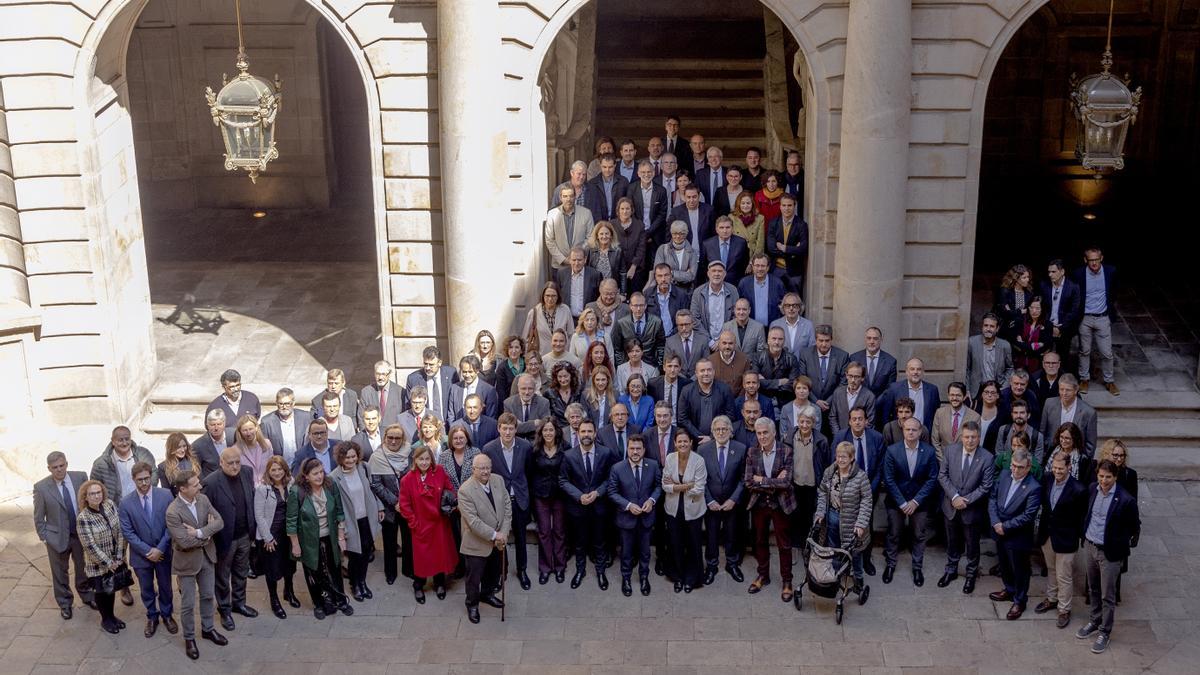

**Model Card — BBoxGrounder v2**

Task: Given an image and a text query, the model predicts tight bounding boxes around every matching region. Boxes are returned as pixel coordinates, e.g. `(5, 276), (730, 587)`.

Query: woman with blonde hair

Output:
(234, 414), (274, 484)
(159, 432), (200, 496)
(77, 479), (127, 633)
(397, 444), (458, 603)
(254, 455), (299, 618)
(813, 441), (873, 593)
(730, 191), (765, 263)
(586, 220), (625, 286)
(412, 414), (447, 458)
(471, 329), (499, 386)
(569, 307), (614, 363)
(582, 365), (617, 427)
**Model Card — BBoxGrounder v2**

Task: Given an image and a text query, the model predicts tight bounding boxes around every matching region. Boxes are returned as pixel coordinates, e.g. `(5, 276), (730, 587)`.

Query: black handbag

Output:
(96, 563), (133, 594)
(439, 489), (458, 517)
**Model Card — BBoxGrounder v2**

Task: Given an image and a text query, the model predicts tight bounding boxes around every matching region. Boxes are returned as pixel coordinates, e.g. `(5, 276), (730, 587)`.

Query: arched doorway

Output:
(75, 0), (390, 430)
(972, 0), (1200, 389)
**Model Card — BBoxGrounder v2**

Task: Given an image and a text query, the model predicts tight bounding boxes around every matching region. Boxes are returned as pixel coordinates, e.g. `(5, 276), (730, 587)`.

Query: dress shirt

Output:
(223, 394), (246, 418)
(662, 174), (676, 195)
(640, 184), (654, 228)
(656, 291), (675, 335)
(761, 447), (776, 477)
(952, 450), (975, 499)
(621, 162), (637, 183)
(783, 319), (800, 353)
(114, 452), (137, 498)
(1050, 281), (1063, 325)
(905, 445), (919, 477)
(719, 238), (730, 267)
(664, 378), (679, 419)
(1003, 477), (1022, 509)
(57, 476), (78, 514)
(717, 444), (728, 478)
(753, 278), (769, 325)
(1084, 267), (1107, 314)
(570, 270), (585, 316)
(279, 414), (297, 462)
(181, 495), (202, 536)
(908, 384), (925, 423)
(1050, 478), (1067, 509)
(582, 448), (594, 478)
(865, 351), (879, 383)
(1086, 486), (1114, 544)
(852, 433), (868, 475)
(313, 446), (333, 473)
(981, 341), (998, 382)
(706, 286), (726, 336)
(845, 387), (860, 410)
(656, 428), (671, 464)
(601, 177), (615, 217)
(563, 208), (577, 243)
(688, 209), (701, 250)
(1060, 400), (1077, 426)
(364, 431), (382, 454)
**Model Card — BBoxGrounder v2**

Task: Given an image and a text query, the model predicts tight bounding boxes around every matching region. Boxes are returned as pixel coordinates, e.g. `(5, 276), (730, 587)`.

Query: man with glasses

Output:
(1032, 351), (1064, 408)
(1072, 247), (1119, 395)
(782, 150), (804, 199)
(292, 419), (334, 474)
(360, 360), (406, 427)
(988, 449), (1042, 620)
(829, 361), (876, 437)
(118, 462), (177, 638)
(261, 388), (311, 471)
(769, 292), (815, 358)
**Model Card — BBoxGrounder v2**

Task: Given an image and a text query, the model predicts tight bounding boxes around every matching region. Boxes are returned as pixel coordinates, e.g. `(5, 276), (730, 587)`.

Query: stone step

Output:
(596, 105), (764, 119)
(1121, 446), (1200, 481)
(1098, 418), (1200, 447)
(597, 113), (766, 130)
(1083, 389), (1200, 419)
(601, 57), (764, 72)
(598, 78), (764, 94)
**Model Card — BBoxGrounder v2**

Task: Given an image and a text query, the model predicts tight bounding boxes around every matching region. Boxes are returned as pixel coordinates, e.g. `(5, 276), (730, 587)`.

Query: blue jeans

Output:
(825, 508), (864, 582)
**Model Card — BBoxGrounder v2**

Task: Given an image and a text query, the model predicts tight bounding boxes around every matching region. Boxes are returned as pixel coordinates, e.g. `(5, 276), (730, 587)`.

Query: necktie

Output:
(522, 403), (529, 422)
(636, 319), (644, 337)
(653, 160), (659, 173)
(379, 385), (387, 414)
(143, 494), (152, 521)
(660, 432), (669, 462)
(962, 452), (970, 475)
(684, 338), (692, 364)
(62, 482), (76, 534)
(635, 464), (642, 493)
(710, 171), (718, 199)
(867, 355), (876, 383)
(720, 241), (728, 266)
(856, 437), (866, 474)
(471, 421), (479, 440)
(718, 446), (727, 477)
(572, 432), (579, 449)
(667, 383), (675, 414)
(820, 354), (829, 380)
(951, 411), (960, 439)
(617, 430), (625, 453)
(431, 379), (440, 415)
(584, 452), (593, 482)
(484, 487), (495, 510)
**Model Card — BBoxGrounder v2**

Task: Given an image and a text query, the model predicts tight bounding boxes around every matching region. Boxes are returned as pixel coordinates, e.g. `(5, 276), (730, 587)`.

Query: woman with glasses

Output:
(369, 424), (413, 586)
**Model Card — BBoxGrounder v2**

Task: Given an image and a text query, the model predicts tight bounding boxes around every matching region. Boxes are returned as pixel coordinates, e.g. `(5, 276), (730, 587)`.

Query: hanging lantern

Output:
(1069, 0), (1142, 179)
(204, 0), (282, 183)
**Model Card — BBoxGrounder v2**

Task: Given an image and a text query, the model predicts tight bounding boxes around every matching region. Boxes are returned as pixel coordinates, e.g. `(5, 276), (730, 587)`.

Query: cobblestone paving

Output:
(2, 482), (1197, 674)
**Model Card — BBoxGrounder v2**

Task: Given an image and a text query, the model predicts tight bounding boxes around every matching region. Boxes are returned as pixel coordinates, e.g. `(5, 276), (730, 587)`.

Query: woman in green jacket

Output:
(287, 457), (354, 619)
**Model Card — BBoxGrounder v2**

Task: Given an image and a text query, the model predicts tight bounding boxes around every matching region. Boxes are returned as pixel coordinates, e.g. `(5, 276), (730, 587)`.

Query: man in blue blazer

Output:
(697, 416), (747, 584)
(738, 254), (787, 327)
(1040, 259), (1082, 365)
(482, 413), (533, 590)
(699, 219), (750, 287)
(988, 449), (1042, 620)
(849, 326), (900, 399)
(118, 461), (177, 637)
(833, 405), (886, 574)
(669, 186), (715, 251)
(450, 394), (499, 449)
(878, 357), (941, 431)
(882, 418), (940, 587)
(559, 419), (618, 590)
(607, 434), (663, 597)
(1071, 247), (1119, 395)
(448, 355), (500, 421)
(1078, 459), (1140, 653)
(693, 146), (726, 204)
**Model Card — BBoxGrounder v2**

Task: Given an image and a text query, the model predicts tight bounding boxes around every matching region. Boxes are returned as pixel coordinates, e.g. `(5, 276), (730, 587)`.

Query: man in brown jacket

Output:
(458, 455), (512, 624)
(165, 471), (227, 659)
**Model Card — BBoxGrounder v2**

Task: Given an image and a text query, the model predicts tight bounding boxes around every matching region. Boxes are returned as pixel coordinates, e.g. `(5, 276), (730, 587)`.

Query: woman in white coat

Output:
(662, 427), (708, 593)
(522, 281), (574, 353)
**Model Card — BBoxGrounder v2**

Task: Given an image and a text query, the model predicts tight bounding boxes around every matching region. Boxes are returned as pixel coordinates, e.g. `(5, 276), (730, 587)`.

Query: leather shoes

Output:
(120, 588), (134, 606)
(435, 585), (447, 600)
(654, 560), (664, 576)
(83, 598), (99, 611)
(1056, 611), (1071, 628)
(726, 564), (744, 583)
(284, 590), (302, 609)
(480, 594), (504, 609)
(414, 588), (426, 604)
(1105, 382), (1120, 396)
(1006, 603), (1025, 620)
(352, 586), (365, 602)
(270, 598), (287, 620)
(185, 639), (199, 660)
(467, 605), (480, 624)
(989, 590), (1012, 602)
(60, 606), (72, 620)
(703, 570), (717, 586)
(219, 612), (235, 631)
(597, 571), (609, 591)
(882, 565), (895, 584)
(962, 576), (976, 594)
(1079, 380), (1090, 393)
(937, 571), (958, 588)
(1035, 599), (1056, 614)
(571, 569), (585, 589)
(622, 578), (633, 597)
(555, 570), (565, 583)
(538, 572), (550, 585)
(673, 581), (683, 593)
(201, 628), (228, 646)
(683, 584), (693, 593)
(101, 620), (120, 634)
(863, 558), (877, 576)
(517, 570), (531, 590)
(747, 576), (769, 594)
(232, 604), (258, 618)
(163, 615), (178, 634)
(912, 569), (924, 587)
(361, 583), (373, 600)
(640, 577), (651, 596)
(145, 617), (158, 638)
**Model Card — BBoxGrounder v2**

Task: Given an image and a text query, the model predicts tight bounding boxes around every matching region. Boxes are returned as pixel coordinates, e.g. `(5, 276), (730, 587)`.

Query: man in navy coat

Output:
(878, 357), (941, 431)
(607, 434), (663, 597)
(988, 449), (1042, 620)
(118, 461), (178, 637)
(882, 417), (940, 587)
(559, 419), (618, 590)
(482, 413), (533, 590)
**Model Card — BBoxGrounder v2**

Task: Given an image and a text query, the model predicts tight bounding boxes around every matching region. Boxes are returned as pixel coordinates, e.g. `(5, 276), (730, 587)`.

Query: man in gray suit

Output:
(1039, 374), (1099, 456)
(33, 452), (95, 619)
(769, 293), (816, 357)
(502, 374), (552, 441)
(664, 309), (711, 378)
(689, 261), (738, 348)
(544, 184), (594, 270)
(721, 298), (766, 357)
(165, 470), (227, 659)
(965, 312), (1015, 397)
(260, 387), (312, 470)
(828, 361), (877, 436)
(798, 324), (850, 432)
(937, 422), (995, 594)
(359, 360), (407, 428)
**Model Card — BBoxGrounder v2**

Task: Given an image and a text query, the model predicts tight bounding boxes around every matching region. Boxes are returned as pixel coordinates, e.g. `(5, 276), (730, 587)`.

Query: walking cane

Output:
(500, 544), (508, 622)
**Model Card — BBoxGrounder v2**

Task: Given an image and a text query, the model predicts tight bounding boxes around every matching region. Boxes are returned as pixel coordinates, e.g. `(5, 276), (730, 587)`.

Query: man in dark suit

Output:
(1041, 258), (1082, 366)
(503, 374), (552, 441)
(669, 185), (715, 252)
(693, 146), (726, 204)
(193, 409), (235, 479)
(647, 353), (691, 424)
(555, 247), (603, 320)
(764, 192), (807, 293)
(201, 448), (259, 630)
(997, 369), (1040, 429)
(119, 461), (178, 637)
(662, 116), (691, 177)
(782, 150), (804, 199)
(698, 415), (747, 584)
(406, 345), (459, 422)
(937, 423), (994, 594)
(291, 418), (336, 475)
(205, 369), (261, 424)
(359, 360), (407, 428)
(882, 417), (940, 586)
(260, 388), (312, 471)
(482, 413), (533, 590)
(597, 402), (637, 456)
(699, 217), (750, 287)
(988, 449), (1042, 620)
(833, 405), (886, 574)
(607, 435), (662, 596)
(32, 452), (95, 619)
(559, 419), (617, 590)
(1039, 374), (1098, 457)
(731, 397), (763, 449)
(583, 154), (629, 221)
(738, 254), (787, 327)
(349, 405), (383, 461)
(448, 355), (500, 421)
(450, 394), (499, 449)
(642, 402), (677, 465)
(645, 263), (690, 338)
(1035, 451), (1089, 628)
(744, 418), (796, 598)
(797, 324), (850, 434)
(678, 358), (737, 443)
(664, 310), (710, 377)
(1031, 352), (1063, 409)
(850, 326), (900, 399)
(1072, 247), (1119, 395)
(878, 357), (941, 431)
(310, 368), (360, 426)
(626, 161), (670, 246)
(609, 293), (665, 368)
(1078, 459), (1140, 653)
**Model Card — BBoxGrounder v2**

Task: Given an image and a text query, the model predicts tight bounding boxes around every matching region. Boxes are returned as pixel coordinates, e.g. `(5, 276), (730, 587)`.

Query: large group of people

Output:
(31, 117), (1140, 661)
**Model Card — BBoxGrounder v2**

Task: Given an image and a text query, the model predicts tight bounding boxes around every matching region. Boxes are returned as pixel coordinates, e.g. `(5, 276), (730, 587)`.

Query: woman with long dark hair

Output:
(494, 335), (526, 401)
(254, 455), (299, 618)
(286, 458), (353, 619)
(397, 444), (458, 603)
(547, 361), (583, 426)
(662, 428), (707, 592)
(329, 441), (382, 602)
(530, 420), (568, 583)
(159, 432), (200, 496)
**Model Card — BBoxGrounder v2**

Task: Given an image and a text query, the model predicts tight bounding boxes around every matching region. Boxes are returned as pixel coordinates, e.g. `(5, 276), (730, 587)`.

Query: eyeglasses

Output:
(312, 430), (328, 436)
(1086, 257), (1102, 263)
(782, 303), (800, 308)
(385, 436), (404, 441)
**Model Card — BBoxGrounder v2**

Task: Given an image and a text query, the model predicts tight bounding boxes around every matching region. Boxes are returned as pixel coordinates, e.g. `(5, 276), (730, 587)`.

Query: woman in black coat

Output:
(530, 421), (568, 584)
(613, 197), (648, 292)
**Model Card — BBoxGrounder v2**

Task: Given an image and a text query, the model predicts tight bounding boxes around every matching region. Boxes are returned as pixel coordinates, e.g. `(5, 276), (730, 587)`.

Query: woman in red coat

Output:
(397, 444), (458, 604)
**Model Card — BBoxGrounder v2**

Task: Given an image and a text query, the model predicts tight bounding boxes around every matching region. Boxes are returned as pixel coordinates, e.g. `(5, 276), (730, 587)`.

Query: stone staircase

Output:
(135, 381), (324, 451)
(594, 57), (768, 163)
(1088, 389), (1200, 480)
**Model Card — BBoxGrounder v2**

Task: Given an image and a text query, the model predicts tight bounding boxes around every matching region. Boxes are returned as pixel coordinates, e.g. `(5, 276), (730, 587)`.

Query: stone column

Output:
(436, 0), (514, 359)
(0, 88), (31, 306)
(832, 0), (910, 350)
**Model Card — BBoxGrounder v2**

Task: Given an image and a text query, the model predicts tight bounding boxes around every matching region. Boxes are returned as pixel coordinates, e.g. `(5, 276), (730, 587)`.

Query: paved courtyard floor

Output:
(1, 482), (1198, 674)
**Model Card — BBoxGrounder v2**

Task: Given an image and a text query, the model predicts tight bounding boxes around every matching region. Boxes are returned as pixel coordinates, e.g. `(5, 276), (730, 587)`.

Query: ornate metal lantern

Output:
(1069, 0), (1142, 179)
(205, 0), (281, 183)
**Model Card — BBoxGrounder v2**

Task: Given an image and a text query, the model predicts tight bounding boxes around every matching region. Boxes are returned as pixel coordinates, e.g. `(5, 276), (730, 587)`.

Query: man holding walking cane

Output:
(458, 455), (512, 624)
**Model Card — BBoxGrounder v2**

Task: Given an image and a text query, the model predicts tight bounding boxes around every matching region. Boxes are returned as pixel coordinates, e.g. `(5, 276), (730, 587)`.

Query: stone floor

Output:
(1, 482), (1197, 674)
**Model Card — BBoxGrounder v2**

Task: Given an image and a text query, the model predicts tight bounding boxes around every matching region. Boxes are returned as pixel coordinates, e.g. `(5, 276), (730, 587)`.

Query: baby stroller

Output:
(793, 522), (869, 624)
